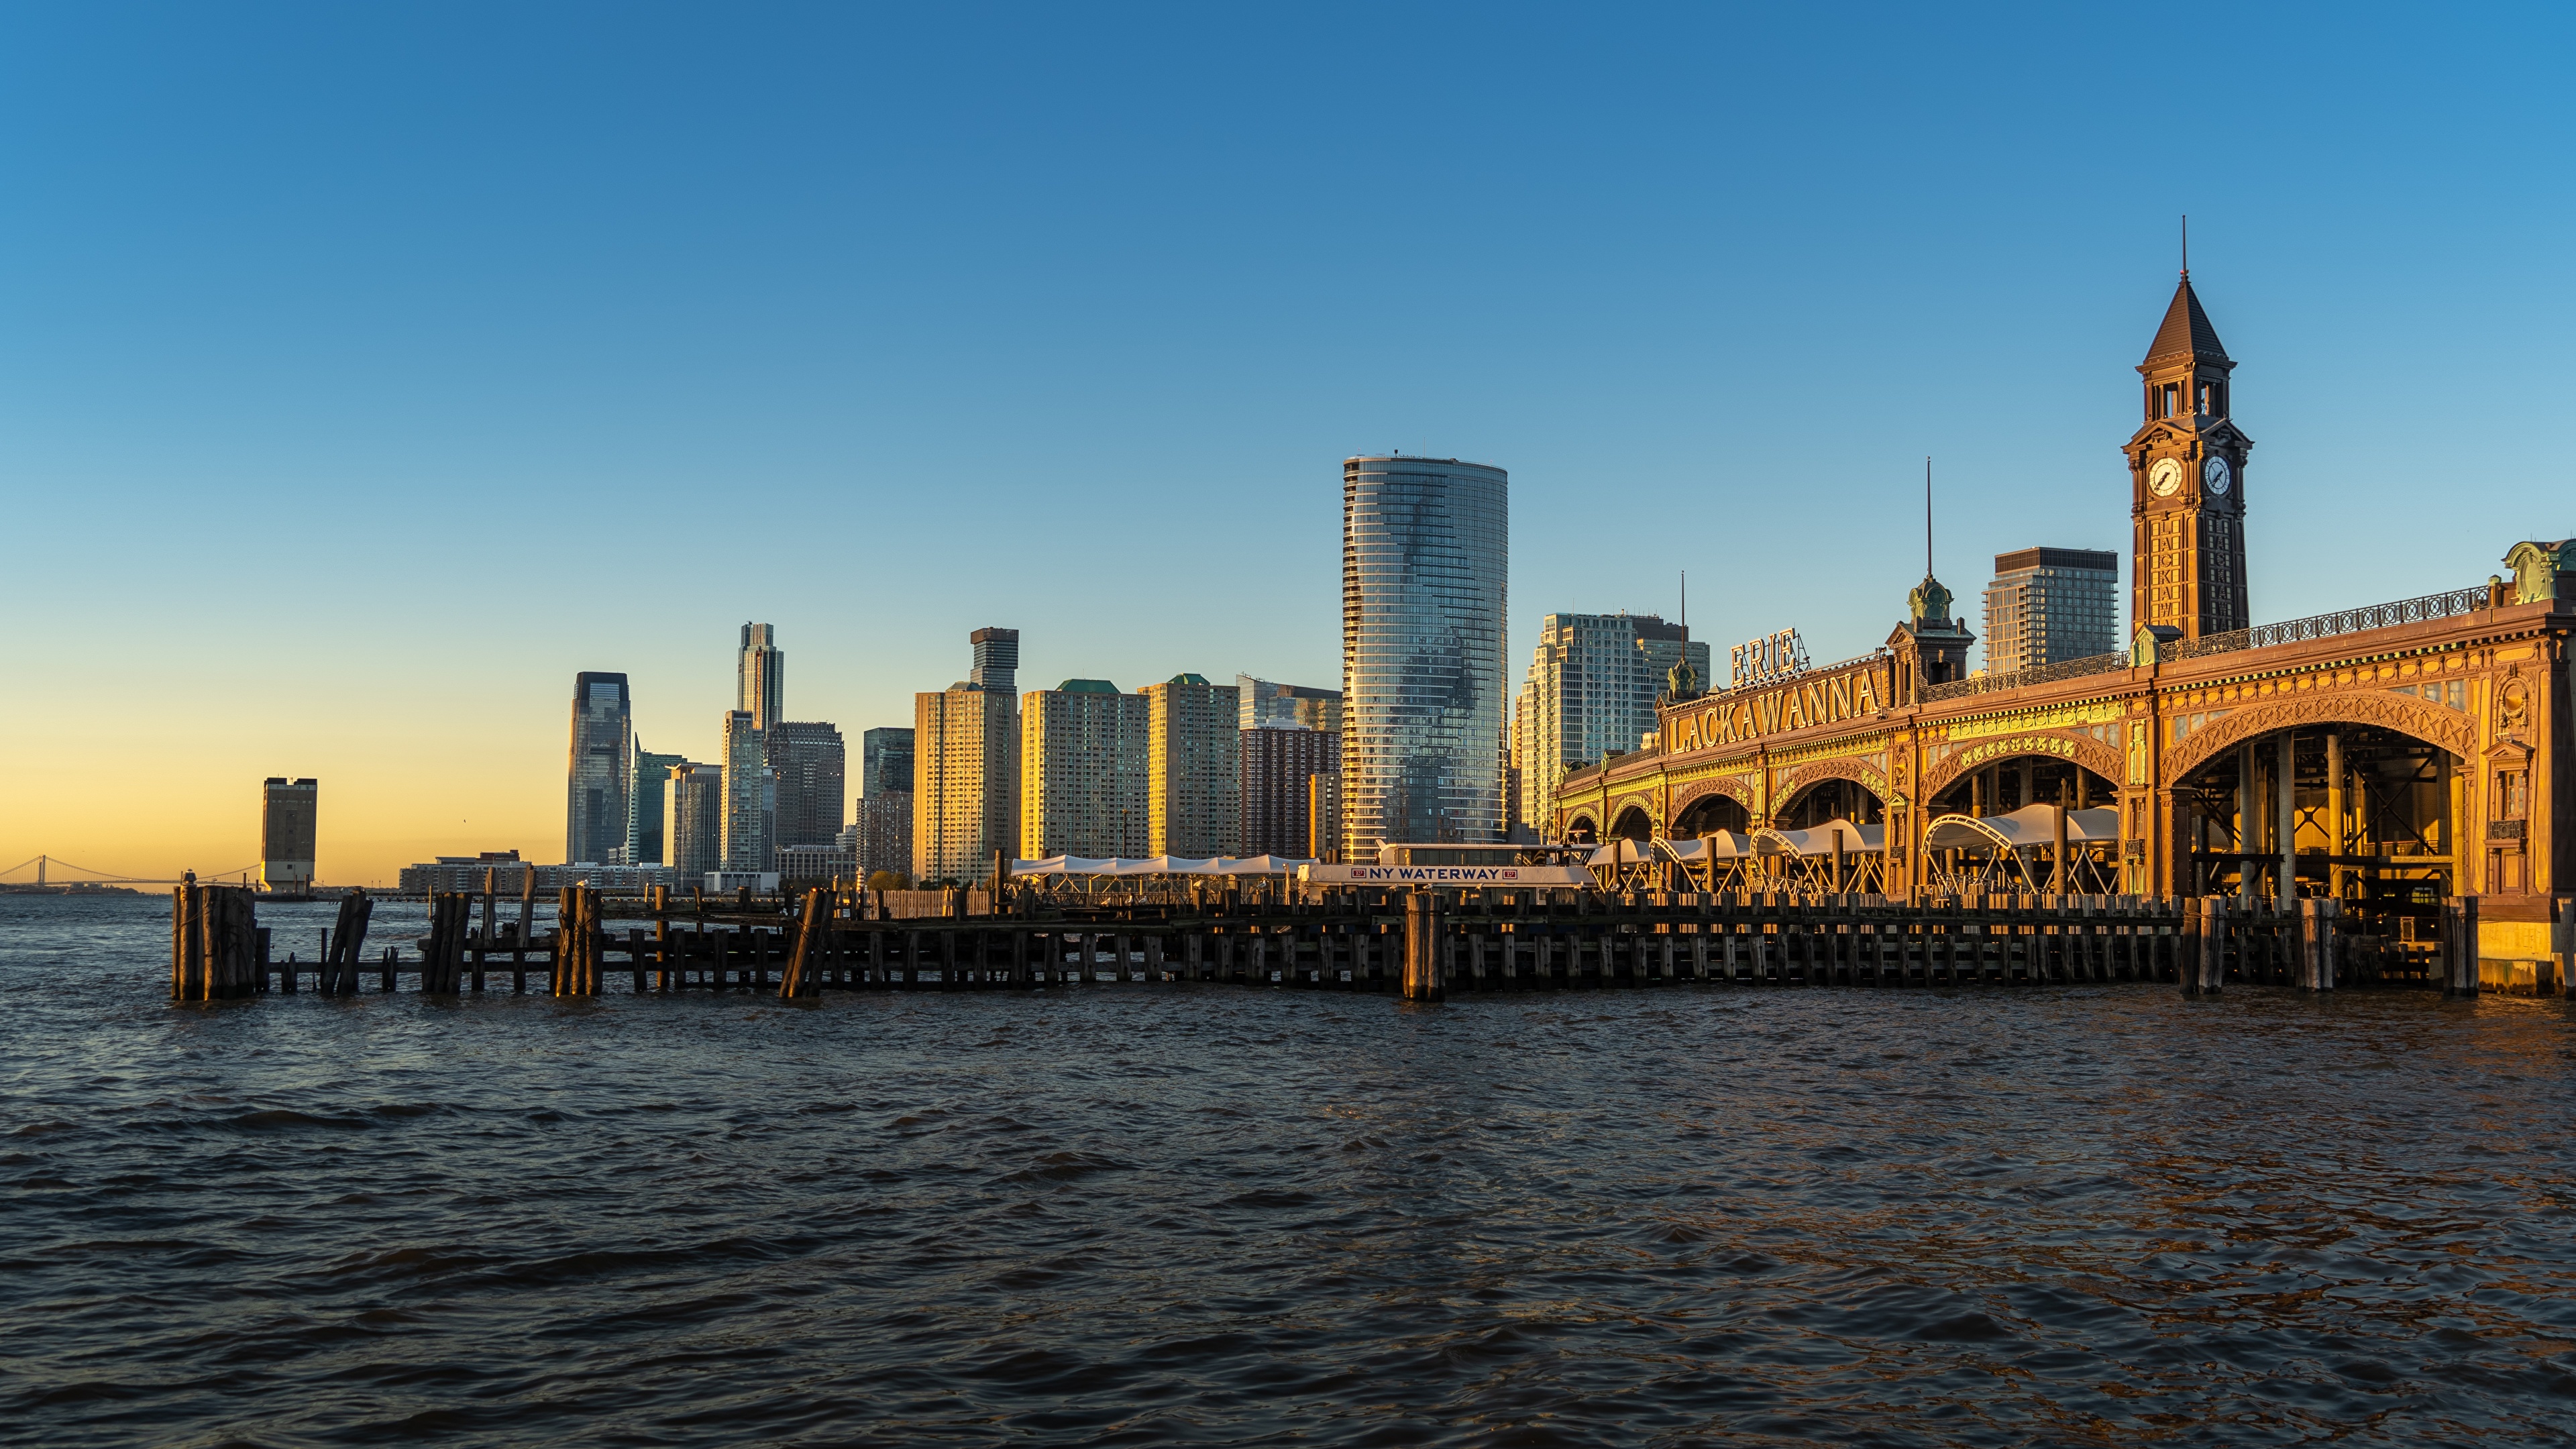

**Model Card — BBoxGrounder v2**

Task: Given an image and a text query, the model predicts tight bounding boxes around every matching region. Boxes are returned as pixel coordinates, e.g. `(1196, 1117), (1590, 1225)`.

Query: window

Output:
(2497, 769), (2528, 820)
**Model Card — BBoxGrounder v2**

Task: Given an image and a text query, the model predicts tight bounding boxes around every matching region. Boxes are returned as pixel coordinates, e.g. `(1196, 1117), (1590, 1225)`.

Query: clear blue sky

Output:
(5, 3), (2571, 876)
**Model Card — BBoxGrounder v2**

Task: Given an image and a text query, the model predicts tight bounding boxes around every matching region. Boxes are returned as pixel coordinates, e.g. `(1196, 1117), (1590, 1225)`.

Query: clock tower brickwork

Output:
(2127, 274), (2252, 640)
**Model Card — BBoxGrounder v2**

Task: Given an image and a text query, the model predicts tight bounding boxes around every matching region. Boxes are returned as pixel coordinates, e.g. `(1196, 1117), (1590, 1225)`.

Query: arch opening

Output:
(1774, 777), (1885, 830)
(2172, 721), (2461, 947)
(1609, 806), (1655, 842)
(1927, 755), (2117, 819)
(1672, 792), (1750, 837)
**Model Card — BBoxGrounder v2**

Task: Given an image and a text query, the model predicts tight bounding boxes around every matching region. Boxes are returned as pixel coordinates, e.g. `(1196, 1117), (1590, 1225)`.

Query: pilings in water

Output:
(168, 883), (2515, 1000)
(170, 875), (261, 1001)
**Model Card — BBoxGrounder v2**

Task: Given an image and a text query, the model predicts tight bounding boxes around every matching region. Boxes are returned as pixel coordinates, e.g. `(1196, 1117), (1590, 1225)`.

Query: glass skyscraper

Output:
(566, 672), (633, 865)
(738, 623), (784, 731)
(1340, 455), (1508, 859)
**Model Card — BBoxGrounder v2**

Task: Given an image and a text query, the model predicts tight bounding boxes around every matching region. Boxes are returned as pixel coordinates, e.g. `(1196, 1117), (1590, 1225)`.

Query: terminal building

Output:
(1551, 270), (2576, 969)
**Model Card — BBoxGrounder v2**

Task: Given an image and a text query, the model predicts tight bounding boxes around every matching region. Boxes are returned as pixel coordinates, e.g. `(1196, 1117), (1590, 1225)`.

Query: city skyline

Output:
(9, 7), (2573, 883)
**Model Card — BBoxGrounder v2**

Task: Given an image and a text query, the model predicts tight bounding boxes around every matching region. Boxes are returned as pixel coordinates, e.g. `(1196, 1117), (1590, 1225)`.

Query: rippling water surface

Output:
(7, 894), (2576, 1446)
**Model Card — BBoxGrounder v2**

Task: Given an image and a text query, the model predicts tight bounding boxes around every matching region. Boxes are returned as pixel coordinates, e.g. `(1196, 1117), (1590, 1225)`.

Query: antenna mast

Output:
(1923, 457), (1933, 578)
(2181, 213), (2188, 276)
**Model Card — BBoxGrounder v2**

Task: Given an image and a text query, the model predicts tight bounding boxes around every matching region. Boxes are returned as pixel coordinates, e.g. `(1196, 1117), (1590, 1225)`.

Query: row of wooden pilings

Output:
(173, 883), (2498, 1001)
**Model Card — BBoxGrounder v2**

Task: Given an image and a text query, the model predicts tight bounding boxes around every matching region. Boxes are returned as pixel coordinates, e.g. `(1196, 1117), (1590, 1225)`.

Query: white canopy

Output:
(1752, 818), (1884, 858)
(1661, 830), (1756, 861)
(1921, 804), (2120, 853)
(1012, 855), (1312, 877)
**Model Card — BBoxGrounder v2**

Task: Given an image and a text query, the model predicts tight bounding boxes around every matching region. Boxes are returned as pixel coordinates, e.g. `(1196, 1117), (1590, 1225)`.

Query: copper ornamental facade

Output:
(1548, 274), (2576, 966)
(1340, 456), (1508, 860)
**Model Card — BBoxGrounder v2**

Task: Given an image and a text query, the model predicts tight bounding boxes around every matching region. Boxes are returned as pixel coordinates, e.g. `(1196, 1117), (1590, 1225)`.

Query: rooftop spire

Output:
(2143, 270), (2229, 367)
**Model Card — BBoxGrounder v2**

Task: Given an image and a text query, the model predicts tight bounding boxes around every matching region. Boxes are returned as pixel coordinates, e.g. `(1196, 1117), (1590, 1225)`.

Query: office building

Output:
(663, 763), (724, 878)
(1240, 725), (1336, 858)
(720, 710), (773, 871)
(1236, 676), (1344, 733)
(916, 631), (1018, 882)
(1144, 674), (1240, 857)
(625, 742), (686, 865)
(776, 843), (856, 883)
(1020, 680), (1150, 859)
(854, 792), (914, 883)
(1341, 455), (1509, 857)
(739, 623), (784, 731)
(1509, 613), (1707, 837)
(566, 671), (633, 865)
(1982, 547), (2121, 676)
(971, 627), (1020, 694)
(861, 727), (916, 797)
(259, 777), (317, 893)
(766, 720), (847, 850)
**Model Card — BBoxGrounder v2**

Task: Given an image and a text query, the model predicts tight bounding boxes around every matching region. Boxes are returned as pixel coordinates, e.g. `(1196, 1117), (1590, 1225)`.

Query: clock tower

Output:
(2126, 272), (2252, 639)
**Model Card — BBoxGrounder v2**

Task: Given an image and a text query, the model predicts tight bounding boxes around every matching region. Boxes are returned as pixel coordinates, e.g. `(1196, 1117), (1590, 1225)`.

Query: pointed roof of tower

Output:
(2143, 274), (2229, 366)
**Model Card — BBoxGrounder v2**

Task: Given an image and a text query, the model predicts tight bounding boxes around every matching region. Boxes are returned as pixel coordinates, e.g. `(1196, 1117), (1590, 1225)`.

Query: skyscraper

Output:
(664, 762), (724, 878)
(1240, 724), (1337, 859)
(765, 720), (847, 850)
(260, 777), (317, 893)
(1019, 680), (1150, 859)
(1340, 455), (1508, 857)
(1982, 547), (2120, 676)
(625, 741), (687, 865)
(566, 672), (633, 865)
(720, 709), (773, 871)
(1144, 674), (1241, 857)
(971, 627), (1020, 695)
(861, 727), (916, 797)
(1509, 613), (1707, 837)
(739, 624), (784, 731)
(915, 631), (1018, 883)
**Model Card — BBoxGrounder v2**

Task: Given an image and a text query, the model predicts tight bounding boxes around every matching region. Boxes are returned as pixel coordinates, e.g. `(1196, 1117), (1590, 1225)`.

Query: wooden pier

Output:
(168, 877), (2514, 1001)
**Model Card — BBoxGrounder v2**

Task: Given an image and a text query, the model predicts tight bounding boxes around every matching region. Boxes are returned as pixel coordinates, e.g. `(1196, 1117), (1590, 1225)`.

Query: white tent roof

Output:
(1012, 855), (1312, 877)
(1752, 818), (1884, 858)
(1922, 805), (2120, 853)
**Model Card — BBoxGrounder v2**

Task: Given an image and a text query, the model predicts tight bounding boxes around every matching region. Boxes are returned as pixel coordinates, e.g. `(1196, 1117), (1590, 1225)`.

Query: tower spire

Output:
(1924, 456), (1934, 578)
(2180, 213), (2188, 277)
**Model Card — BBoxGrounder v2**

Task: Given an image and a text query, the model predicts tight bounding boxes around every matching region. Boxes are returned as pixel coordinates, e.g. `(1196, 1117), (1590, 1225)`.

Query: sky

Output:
(4, 3), (2572, 885)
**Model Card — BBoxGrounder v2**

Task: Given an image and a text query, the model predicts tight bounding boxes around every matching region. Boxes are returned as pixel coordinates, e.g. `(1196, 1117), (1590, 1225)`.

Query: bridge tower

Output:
(2127, 272), (2253, 641)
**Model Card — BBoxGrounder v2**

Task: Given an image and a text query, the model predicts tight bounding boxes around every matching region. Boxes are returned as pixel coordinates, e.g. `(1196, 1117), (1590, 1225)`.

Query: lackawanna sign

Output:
(1300, 863), (1597, 886)
(1663, 656), (1895, 753)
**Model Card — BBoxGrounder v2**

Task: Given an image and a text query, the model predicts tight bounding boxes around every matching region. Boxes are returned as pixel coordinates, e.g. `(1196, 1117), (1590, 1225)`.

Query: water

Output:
(7, 893), (2576, 1446)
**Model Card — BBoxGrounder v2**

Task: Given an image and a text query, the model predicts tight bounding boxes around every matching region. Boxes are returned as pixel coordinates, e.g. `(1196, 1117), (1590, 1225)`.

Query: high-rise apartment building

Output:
(765, 721), (847, 850)
(719, 710), (773, 871)
(1982, 547), (2121, 676)
(663, 762), (725, 877)
(738, 623), (784, 731)
(861, 727), (916, 797)
(1144, 674), (1240, 857)
(260, 777), (317, 893)
(1342, 455), (1508, 857)
(566, 672), (633, 865)
(624, 743), (686, 865)
(916, 631), (1018, 883)
(1240, 725), (1337, 858)
(971, 627), (1020, 695)
(1509, 613), (1708, 837)
(1236, 676), (1344, 733)
(1019, 680), (1150, 859)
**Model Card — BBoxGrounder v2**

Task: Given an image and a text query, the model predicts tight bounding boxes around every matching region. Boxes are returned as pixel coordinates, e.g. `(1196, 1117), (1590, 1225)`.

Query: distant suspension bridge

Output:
(1, 855), (260, 888)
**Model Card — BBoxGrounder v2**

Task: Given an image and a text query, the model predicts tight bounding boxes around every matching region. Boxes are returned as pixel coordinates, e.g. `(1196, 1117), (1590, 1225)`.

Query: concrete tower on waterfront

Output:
(260, 777), (317, 893)
(1340, 455), (1508, 859)
(738, 623), (784, 731)
(566, 672), (633, 865)
(663, 762), (724, 877)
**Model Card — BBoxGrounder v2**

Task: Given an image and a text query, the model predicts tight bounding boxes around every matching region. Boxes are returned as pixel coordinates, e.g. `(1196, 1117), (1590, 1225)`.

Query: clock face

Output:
(2148, 458), (2183, 497)
(2204, 455), (2233, 496)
